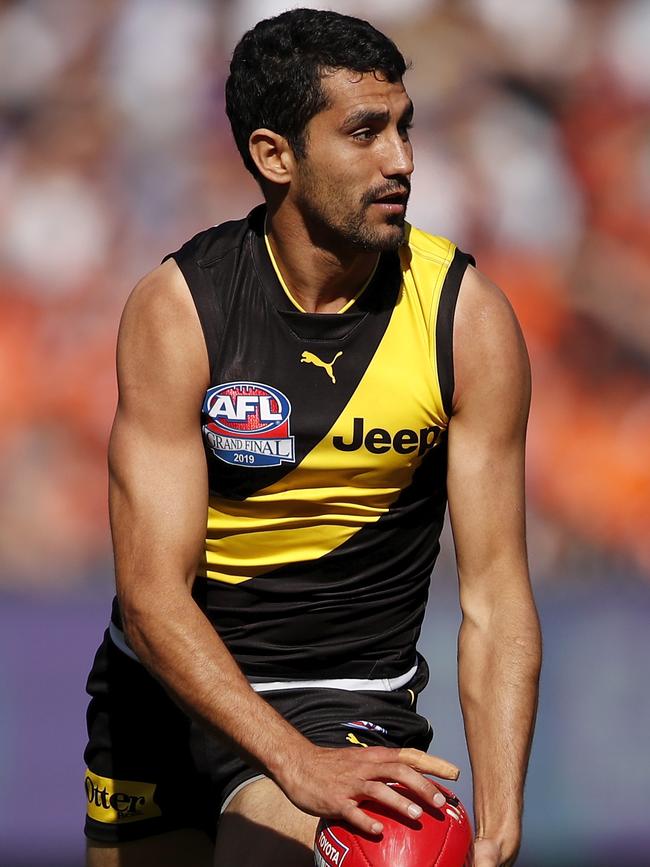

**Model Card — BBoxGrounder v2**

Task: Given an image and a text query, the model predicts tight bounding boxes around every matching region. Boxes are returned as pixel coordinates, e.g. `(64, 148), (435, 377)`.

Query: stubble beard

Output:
(336, 206), (406, 252)
(296, 166), (408, 253)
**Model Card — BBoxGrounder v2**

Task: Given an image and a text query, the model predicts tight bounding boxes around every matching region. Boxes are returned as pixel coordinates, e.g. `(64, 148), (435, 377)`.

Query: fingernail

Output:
(408, 804), (422, 818)
(371, 822), (383, 834)
(433, 792), (446, 808)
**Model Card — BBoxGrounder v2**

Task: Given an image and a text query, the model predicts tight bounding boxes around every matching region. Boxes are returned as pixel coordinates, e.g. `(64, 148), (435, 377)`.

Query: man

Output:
(84, 9), (541, 867)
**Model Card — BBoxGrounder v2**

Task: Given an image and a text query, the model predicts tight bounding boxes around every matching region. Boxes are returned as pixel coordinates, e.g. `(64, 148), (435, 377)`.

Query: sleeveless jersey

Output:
(113, 205), (474, 680)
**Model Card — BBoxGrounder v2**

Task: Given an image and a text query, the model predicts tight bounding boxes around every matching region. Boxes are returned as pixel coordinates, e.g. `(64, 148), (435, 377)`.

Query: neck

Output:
(265, 200), (378, 314)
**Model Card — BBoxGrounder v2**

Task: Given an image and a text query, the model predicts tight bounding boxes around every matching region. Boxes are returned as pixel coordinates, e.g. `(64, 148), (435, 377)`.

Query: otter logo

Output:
(315, 825), (350, 867)
(300, 351), (343, 383)
(84, 770), (162, 824)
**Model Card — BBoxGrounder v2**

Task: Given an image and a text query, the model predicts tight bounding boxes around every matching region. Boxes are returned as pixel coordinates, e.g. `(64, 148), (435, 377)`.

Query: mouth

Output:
(370, 189), (409, 213)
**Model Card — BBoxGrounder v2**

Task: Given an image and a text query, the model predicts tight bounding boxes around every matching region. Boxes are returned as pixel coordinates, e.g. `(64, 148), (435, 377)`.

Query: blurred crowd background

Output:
(0, 1), (648, 865)
(1, 0), (649, 587)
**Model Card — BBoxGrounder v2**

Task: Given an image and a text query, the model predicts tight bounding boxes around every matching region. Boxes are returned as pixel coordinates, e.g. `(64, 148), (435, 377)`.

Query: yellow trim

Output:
(338, 257), (379, 312)
(264, 229), (379, 314)
(400, 225), (456, 426)
(264, 231), (306, 312)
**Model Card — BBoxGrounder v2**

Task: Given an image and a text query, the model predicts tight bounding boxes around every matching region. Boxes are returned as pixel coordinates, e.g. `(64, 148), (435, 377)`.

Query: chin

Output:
(330, 211), (406, 252)
(363, 222), (406, 252)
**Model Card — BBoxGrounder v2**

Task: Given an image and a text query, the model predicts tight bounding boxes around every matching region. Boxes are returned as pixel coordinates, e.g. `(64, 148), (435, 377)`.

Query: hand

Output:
(474, 837), (519, 867)
(275, 744), (460, 836)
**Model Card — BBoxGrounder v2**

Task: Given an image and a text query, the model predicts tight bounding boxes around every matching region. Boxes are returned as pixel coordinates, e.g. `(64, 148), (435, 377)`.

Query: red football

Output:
(314, 784), (473, 867)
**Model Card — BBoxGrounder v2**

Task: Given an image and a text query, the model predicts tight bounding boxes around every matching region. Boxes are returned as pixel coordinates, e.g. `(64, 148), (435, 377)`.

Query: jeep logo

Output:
(333, 417), (442, 455)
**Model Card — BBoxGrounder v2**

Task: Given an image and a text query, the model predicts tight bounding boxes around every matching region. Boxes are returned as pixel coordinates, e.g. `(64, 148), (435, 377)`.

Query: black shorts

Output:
(83, 630), (433, 843)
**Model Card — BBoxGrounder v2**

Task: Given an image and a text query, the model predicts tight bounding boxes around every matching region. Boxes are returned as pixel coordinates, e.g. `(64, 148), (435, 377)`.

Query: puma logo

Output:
(300, 351), (343, 383)
(345, 732), (369, 748)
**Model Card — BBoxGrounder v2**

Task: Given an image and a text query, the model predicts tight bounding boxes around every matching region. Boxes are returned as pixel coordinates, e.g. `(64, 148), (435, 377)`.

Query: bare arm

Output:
(447, 267), (542, 866)
(110, 260), (459, 835)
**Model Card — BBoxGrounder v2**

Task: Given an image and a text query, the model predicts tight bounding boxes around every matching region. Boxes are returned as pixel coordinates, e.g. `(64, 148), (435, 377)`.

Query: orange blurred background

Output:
(1, 0), (648, 589)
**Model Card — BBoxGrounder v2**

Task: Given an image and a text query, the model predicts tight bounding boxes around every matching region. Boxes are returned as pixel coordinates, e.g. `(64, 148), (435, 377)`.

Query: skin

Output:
(250, 70), (414, 311)
(449, 267), (541, 866)
(88, 69), (541, 867)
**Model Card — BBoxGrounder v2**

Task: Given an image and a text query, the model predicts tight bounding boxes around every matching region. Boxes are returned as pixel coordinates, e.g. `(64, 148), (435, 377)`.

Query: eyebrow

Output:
(342, 100), (414, 130)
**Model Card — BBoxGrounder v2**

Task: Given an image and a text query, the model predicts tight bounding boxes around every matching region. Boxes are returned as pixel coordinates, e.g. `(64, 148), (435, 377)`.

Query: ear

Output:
(249, 128), (295, 185)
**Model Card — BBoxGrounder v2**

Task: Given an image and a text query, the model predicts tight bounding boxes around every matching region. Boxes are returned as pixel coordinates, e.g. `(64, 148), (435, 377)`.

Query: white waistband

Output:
(109, 621), (140, 662)
(250, 666), (418, 693)
(220, 774), (266, 814)
(108, 623), (417, 693)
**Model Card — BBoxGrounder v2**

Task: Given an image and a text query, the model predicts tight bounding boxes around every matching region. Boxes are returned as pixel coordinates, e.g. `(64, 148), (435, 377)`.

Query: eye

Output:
(351, 129), (377, 143)
(398, 122), (413, 141)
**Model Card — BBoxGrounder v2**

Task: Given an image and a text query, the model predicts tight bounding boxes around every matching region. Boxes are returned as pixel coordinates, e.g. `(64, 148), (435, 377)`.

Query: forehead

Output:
(317, 68), (410, 120)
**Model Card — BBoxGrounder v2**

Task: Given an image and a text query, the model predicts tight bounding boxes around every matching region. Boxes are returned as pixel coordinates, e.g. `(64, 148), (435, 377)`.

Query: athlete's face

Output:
(294, 69), (414, 252)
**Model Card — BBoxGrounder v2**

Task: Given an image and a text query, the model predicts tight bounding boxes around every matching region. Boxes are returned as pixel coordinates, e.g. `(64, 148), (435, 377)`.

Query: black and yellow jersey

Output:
(112, 205), (474, 680)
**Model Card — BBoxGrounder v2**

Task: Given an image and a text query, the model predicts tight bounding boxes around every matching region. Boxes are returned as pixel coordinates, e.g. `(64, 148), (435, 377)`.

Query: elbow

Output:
(116, 587), (153, 657)
(116, 570), (194, 653)
(459, 599), (543, 669)
(461, 583), (541, 638)
(118, 590), (147, 638)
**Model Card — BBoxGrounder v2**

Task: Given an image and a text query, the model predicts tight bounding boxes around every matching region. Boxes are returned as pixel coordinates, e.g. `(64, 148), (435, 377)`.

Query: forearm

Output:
(458, 600), (541, 863)
(120, 580), (310, 782)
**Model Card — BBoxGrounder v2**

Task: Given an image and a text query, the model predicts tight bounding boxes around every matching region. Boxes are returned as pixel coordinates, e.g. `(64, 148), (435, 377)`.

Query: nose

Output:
(383, 130), (414, 179)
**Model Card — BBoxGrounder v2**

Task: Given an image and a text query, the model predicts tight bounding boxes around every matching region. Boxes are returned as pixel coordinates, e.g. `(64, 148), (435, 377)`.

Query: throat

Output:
(264, 227), (379, 314)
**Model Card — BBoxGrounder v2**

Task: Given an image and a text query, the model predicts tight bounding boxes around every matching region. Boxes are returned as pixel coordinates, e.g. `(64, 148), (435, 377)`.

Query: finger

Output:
(361, 780), (424, 821)
(397, 748), (460, 780)
(340, 801), (384, 837)
(361, 747), (459, 781)
(373, 762), (448, 808)
(361, 746), (455, 771)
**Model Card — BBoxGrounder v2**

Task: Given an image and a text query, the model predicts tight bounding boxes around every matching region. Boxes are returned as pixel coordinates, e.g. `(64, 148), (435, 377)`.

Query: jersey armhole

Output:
(435, 248), (476, 418)
(162, 249), (222, 379)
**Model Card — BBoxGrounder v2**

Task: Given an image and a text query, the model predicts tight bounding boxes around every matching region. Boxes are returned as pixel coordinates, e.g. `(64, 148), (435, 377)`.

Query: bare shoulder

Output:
(120, 259), (203, 355)
(117, 259), (209, 401)
(452, 265), (530, 417)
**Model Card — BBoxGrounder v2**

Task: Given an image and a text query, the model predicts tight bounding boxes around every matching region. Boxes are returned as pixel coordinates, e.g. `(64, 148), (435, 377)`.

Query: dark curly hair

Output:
(225, 8), (408, 178)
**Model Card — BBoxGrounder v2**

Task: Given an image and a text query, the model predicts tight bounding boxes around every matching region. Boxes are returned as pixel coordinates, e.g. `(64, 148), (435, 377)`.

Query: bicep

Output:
(108, 262), (210, 597)
(446, 267), (532, 616)
(109, 405), (209, 593)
